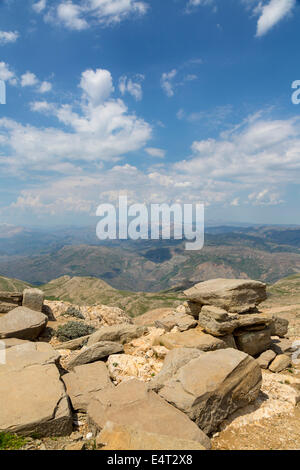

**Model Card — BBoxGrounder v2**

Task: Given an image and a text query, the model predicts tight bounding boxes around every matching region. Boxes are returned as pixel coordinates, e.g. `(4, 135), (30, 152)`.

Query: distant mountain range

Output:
(0, 224), (300, 291)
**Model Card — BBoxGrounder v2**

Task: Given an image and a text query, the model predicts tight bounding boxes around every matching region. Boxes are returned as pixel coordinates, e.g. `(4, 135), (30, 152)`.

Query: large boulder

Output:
(97, 422), (207, 450)
(22, 288), (44, 312)
(268, 314), (289, 338)
(87, 379), (211, 449)
(156, 327), (231, 352)
(184, 279), (267, 313)
(66, 341), (124, 369)
(88, 324), (147, 346)
(0, 291), (23, 314)
(198, 306), (272, 337)
(0, 343), (72, 436)
(134, 308), (174, 326)
(0, 306), (48, 340)
(62, 362), (114, 412)
(234, 327), (272, 356)
(158, 348), (262, 434)
(150, 348), (203, 392)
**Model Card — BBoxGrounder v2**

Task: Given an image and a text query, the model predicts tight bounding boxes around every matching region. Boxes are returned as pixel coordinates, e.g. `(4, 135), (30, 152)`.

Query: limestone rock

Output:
(155, 311), (197, 332)
(158, 348), (262, 434)
(66, 341), (124, 369)
(184, 278), (267, 313)
(97, 422), (207, 450)
(88, 324), (147, 346)
(87, 379), (211, 449)
(0, 343), (72, 437)
(62, 362), (114, 412)
(198, 306), (272, 337)
(156, 327), (230, 352)
(107, 354), (163, 384)
(150, 348), (203, 392)
(234, 327), (272, 356)
(0, 306), (48, 340)
(22, 288), (44, 312)
(257, 350), (276, 369)
(269, 354), (292, 373)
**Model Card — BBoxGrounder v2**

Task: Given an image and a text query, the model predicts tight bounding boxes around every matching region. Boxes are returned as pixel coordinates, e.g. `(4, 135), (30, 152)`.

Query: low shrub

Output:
(55, 321), (95, 342)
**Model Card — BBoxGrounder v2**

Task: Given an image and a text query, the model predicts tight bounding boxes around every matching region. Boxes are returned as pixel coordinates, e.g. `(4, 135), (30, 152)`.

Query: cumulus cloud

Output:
(119, 75), (144, 101)
(0, 31), (19, 45)
(0, 62), (16, 83)
(32, 0), (47, 13)
(256, 0), (296, 37)
(21, 72), (39, 87)
(42, 0), (149, 31)
(0, 68), (151, 172)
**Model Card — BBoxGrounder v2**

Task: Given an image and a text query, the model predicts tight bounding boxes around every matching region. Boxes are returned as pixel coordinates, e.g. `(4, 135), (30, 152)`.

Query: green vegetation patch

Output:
(0, 432), (28, 450)
(55, 321), (96, 342)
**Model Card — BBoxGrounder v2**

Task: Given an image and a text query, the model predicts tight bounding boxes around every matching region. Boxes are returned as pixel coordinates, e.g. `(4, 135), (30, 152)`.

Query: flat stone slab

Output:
(87, 379), (211, 449)
(88, 324), (147, 346)
(97, 422), (207, 450)
(184, 278), (267, 313)
(66, 341), (124, 369)
(63, 362), (114, 412)
(0, 306), (48, 340)
(156, 327), (230, 352)
(0, 343), (72, 437)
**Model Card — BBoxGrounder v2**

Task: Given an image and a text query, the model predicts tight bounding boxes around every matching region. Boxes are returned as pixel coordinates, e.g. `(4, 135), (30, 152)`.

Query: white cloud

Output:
(256, 0), (296, 37)
(119, 75), (144, 101)
(43, 0), (149, 31)
(32, 0), (47, 13)
(145, 147), (166, 158)
(38, 81), (52, 93)
(0, 62), (16, 83)
(80, 68), (114, 105)
(0, 68), (151, 171)
(21, 72), (39, 87)
(161, 69), (177, 97)
(0, 31), (19, 45)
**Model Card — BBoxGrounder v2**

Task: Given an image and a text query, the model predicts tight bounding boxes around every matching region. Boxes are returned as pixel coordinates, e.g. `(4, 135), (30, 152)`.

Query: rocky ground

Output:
(1, 280), (300, 451)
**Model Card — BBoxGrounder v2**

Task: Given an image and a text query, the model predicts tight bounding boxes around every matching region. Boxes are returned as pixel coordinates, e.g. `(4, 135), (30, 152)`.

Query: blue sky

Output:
(0, 0), (300, 226)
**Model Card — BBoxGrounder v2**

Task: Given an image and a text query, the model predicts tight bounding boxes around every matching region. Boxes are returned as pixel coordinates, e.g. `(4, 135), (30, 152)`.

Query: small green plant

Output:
(113, 363), (119, 367)
(0, 432), (28, 450)
(55, 321), (96, 342)
(63, 306), (85, 320)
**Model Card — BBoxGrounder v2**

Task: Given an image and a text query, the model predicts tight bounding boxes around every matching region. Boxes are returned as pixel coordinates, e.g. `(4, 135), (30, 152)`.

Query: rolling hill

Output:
(0, 275), (31, 292)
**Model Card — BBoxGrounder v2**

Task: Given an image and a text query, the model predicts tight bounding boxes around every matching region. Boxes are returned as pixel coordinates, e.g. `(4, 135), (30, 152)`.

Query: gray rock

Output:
(22, 288), (45, 312)
(88, 324), (147, 346)
(66, 341), (124, 369)
(234, 327), (272, 356)
(63, 362), (114, 412)
(88, 379), (211, 449)
(155, 311), (197, 332)
(198, 305), (272, 337)
(184, 278), (267, 313)
(256, 350), (276, 369)
(0, 306), (48, 340)
(158, 348), (262, 434)
(0, 343), (72, 437)
(269, 354), (292, 373)
(150, 348), (203, 392)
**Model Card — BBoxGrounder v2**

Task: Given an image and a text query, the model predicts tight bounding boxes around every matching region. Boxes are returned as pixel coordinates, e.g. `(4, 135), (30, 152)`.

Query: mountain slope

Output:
(41, 275), (184, 317)
(0, 275), (31, 292)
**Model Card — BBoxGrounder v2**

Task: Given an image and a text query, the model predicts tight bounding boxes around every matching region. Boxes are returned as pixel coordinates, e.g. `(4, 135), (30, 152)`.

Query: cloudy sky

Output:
(0, 0), (300, 226)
